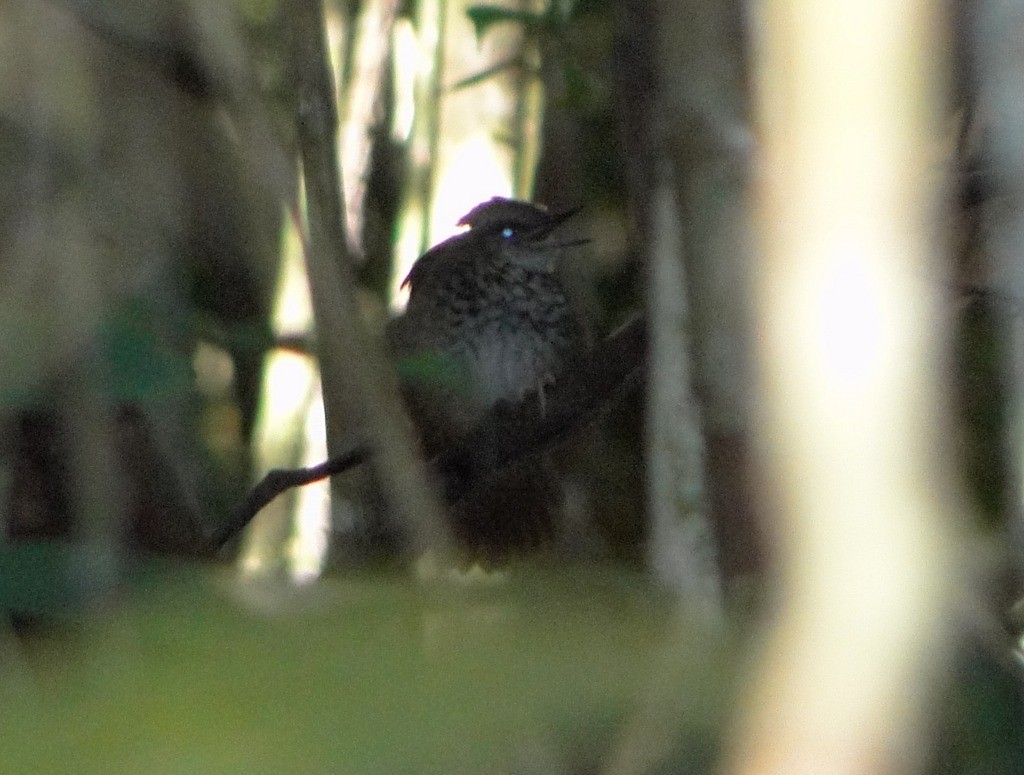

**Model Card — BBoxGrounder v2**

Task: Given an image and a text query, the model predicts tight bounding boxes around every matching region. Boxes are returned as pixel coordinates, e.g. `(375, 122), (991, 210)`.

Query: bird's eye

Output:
(501, 227), (514, 239)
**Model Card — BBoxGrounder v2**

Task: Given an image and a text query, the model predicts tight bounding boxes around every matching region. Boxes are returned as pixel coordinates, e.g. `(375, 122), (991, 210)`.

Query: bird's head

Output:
(457, 197), (585, 272)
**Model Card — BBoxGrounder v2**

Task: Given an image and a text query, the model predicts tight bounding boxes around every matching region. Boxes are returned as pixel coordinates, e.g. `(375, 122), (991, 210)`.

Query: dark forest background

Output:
(0, 0), (1022, 772)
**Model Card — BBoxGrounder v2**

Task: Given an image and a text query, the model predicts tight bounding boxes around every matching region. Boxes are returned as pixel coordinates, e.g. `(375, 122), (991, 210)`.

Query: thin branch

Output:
(214, 316), (646, 553)
(290, 0), (450, 555)
(211, 447), (367, 550)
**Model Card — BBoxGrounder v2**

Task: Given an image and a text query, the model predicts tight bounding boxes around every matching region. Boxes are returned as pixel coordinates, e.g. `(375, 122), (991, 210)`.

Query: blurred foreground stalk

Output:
(729, 1), (959, 773)
(289, 0), (449, 556)
(654, 0), (754, 611)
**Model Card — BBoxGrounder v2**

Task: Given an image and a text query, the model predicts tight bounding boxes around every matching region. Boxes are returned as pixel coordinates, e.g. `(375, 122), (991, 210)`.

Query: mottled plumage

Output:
(390, 197), (584, 452)
(388, 197), (586, 555)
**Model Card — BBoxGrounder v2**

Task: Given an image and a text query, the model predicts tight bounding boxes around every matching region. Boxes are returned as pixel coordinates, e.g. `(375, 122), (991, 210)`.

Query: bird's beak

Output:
(526, 205), (582, 242)
(545, 236), (591, 249)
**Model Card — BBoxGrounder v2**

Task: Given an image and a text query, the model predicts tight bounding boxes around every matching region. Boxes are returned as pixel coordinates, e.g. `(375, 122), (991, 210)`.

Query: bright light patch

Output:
(254, 342), (319, 475)
(391, 19), (418, 143)
(390, 201), (426, 312)
(273, 223), (314, 336)
(289, 385), (330, 584)
(324, 6), (346, 106)
(240, 212), (330, 581)
(432, 134), (513, 239)
(193, 341), (235, 397)
(815, 257), (889, 393)
(389, 135), (513, 312)
(241, 351), (331, 581)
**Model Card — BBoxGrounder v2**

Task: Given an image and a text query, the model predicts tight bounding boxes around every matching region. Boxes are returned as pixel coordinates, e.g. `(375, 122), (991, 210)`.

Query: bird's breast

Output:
(449, 318), (564, 408)
(401, 258), (578, 415)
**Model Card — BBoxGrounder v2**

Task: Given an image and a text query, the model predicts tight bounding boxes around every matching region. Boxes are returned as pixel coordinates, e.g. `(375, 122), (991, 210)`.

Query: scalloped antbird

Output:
(388, 197), (588, 555)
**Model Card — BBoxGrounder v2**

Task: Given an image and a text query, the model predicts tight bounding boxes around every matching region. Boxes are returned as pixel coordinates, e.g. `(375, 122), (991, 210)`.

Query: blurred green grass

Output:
(3, 563), (728, 774)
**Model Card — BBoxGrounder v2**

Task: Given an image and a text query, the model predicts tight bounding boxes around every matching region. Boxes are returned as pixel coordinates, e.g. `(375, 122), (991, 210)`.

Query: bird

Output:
(388, 196), (588, 556)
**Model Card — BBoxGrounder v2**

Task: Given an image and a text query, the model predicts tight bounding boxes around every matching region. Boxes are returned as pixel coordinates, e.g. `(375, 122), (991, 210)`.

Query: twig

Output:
(211, 447), (367, 550)
(214, 316), (646, 553)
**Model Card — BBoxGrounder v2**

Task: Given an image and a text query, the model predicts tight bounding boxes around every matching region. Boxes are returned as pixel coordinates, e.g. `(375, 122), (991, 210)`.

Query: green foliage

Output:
(465, 0), (579, 43)
(929, 647), (1024, 775)
(0, 542), (118, 616)
(395, 352), (475, 398)
(98, 299), (194, 406)
(5, 563), (729, 774)
(952, 299), (1012, 528)
(459, 1), (584, 93)
(466, 5), (548, 40)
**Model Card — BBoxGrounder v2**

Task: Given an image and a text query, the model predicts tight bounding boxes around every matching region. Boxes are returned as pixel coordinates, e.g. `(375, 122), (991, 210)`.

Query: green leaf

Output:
(466, 5), (545, 40)
(98, 298), (192, 404)
(395, 351), (474, 397)
(0, 541), (118, 615)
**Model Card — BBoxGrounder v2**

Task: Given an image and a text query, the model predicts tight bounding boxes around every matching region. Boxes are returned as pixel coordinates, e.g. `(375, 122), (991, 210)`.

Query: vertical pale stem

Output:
(646, 169), (722, 617)
(729, 1), (957, 773)
(658, 0), (761, 583)
(293, 0), (450, 555)
(336, 0), (402, 260)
